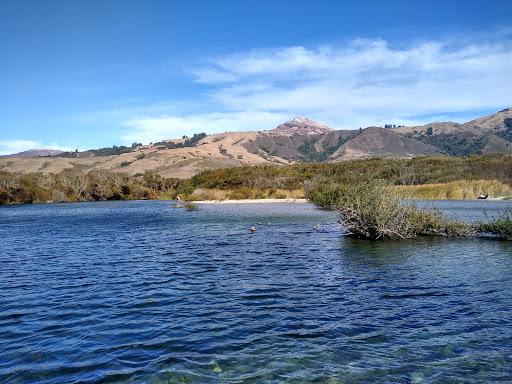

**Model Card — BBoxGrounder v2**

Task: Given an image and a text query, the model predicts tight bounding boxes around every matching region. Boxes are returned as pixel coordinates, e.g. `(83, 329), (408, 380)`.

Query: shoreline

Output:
(192, 198), (309, 204)
(2, 196), (509, 207)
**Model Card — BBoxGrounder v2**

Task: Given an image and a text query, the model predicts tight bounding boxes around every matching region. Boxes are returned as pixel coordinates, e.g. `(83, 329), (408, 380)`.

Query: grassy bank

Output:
(186, 188), (304, 201)
(2, 154), (512, 204)
(189, 154), (512, 191)
(183, 154), (512, 201)
(390, 179), (512, 200)
(182, 179), (512, 202)
(179, 154), (512, 201)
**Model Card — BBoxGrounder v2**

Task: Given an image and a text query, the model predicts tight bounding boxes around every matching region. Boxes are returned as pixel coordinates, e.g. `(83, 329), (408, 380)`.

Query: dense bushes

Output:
(191, 154), (512, 192)
(155, 133), (207, 150)
(59, 146), (134, 157)
(2, 154), (512, 205)
(307, 181), (511, 240)
(0, 171), (52, 204)
(321, 182), (473, 239)
(303, 179), (345, 208)
(0, 170), (185, 204)
(190, 154), (512, 202)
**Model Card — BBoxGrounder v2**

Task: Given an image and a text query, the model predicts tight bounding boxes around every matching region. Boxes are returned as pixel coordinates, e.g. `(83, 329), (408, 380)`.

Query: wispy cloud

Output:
(0, 140), (70, 156)
(122, 35), (512, 142)
(122, 110), (289, 143)
(201, 39), (511, 117)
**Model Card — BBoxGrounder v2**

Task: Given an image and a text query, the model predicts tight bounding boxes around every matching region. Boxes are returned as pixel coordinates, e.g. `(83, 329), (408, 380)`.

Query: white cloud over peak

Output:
(122, 36), (512, 142)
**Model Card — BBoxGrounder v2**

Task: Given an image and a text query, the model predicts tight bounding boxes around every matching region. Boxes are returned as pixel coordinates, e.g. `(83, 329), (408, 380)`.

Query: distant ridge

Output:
(395, 107), (512, 156)
(0, 149), (64, 158)
(330, 127), (442, 160)
(1, 108), (511, 178)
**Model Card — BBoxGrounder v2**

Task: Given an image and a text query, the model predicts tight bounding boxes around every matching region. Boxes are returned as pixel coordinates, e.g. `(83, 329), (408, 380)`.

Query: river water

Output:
(1, 200), (512, 383)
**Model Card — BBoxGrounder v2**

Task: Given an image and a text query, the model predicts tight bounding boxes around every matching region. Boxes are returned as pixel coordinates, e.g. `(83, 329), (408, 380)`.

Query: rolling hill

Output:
(1, 108), (511, 178)
(395, 108), (512, 156)
(0, 149), (64, 158)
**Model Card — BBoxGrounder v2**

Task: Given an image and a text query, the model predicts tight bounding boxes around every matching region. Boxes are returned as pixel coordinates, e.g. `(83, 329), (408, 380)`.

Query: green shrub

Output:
(253, 189), (267, 199)
(268, 189), (288, 199)
(304, 179), (345, 207)
(328, 182), (472, 240)
(477, 209), (512, 240)
(183, 201), (199, 211)
(0, 188), (9, 204)
(227, 187), (254, 200)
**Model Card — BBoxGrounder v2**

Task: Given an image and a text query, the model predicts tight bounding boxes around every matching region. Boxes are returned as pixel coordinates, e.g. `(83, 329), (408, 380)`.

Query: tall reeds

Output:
(185, 187), (304, 201)
(390, 179), (511, 200)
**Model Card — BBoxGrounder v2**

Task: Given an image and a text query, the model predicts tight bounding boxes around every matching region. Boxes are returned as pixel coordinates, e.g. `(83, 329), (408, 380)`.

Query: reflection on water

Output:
(1, 200), (511, 383)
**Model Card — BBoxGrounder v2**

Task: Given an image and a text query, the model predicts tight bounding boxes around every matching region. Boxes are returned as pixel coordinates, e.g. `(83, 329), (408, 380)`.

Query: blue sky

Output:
(1, 0), (512, 154)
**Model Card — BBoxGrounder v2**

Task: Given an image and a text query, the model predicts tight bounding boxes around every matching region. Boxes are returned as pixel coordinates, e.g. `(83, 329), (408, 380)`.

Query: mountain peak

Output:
(290, 116), (315, 124)
(273, 116), (332, 135)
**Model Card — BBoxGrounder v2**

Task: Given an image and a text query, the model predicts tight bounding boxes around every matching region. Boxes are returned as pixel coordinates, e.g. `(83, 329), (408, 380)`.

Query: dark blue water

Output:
(1, 200), (512, 383)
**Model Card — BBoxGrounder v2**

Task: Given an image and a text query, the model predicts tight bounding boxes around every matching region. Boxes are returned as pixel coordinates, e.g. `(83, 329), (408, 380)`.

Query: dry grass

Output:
(288, 189), (305, 199)
(390, 179), (512, 200)
(186, 187), (304, 201)
(188, 188), (228, 201)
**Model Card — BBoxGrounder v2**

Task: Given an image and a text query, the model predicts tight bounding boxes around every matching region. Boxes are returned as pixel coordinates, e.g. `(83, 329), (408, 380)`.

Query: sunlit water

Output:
(1, 200), (512, 383)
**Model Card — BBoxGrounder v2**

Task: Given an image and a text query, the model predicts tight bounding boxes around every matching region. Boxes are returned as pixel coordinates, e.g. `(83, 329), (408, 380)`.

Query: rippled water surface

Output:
(1, 200), (512, 383)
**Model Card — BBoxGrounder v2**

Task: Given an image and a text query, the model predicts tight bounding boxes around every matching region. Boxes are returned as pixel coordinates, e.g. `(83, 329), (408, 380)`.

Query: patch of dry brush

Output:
(331, 183), (473, 240)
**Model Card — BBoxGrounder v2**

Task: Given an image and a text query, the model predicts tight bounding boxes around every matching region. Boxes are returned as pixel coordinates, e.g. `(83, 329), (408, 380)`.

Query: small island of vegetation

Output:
(310, 181), (511, 240)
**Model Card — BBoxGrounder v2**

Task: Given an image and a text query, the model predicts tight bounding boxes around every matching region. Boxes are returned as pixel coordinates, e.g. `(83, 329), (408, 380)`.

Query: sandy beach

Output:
(193, 198), (309, 204)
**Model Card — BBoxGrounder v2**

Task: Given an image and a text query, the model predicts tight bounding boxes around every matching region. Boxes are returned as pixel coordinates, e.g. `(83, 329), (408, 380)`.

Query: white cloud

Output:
(0, 140), (70, 156)
(122, 110), (289, 143)
(204, 40), (512, 117)
(122, 36), (512, 141)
